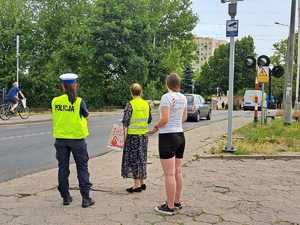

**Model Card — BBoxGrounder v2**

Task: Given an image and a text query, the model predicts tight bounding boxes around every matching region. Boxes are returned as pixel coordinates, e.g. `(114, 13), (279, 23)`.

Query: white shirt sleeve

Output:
(160, 94), (170, 107)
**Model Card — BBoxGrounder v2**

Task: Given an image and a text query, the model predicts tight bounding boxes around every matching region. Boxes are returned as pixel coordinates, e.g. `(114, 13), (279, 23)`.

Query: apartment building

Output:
(193, 37), (227, 72)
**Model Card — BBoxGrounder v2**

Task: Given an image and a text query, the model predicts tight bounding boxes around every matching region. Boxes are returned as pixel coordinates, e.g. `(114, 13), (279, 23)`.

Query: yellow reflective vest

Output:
(52, 94), (89, 139)
(128, 97), (150, 135)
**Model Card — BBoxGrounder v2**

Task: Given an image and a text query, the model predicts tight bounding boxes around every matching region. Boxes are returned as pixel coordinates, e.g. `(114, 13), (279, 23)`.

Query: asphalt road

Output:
(0, 111), (248, 183)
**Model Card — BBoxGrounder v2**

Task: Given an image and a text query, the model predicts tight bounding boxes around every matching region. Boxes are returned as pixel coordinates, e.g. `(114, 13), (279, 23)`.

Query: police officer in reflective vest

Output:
(52, 73), (95, 208)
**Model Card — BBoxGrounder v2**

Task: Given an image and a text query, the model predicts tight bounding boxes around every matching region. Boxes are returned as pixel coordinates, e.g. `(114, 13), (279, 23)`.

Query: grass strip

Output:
(213, 119), (300, 155)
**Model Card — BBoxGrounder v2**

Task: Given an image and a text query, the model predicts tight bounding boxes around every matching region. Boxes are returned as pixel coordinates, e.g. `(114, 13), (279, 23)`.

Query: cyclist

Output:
(5, 82), (25, 113)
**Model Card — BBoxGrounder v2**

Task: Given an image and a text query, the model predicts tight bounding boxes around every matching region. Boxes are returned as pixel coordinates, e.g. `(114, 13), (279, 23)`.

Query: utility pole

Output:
(295, 0), (300, 109)
(284, 0), (296, 125)
(16, 34), (20, 85)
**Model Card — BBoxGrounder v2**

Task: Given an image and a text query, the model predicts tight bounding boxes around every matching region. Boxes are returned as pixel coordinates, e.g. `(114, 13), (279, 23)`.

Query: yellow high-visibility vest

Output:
(52, 94), (89, 139)
(128, 97), (150, 135)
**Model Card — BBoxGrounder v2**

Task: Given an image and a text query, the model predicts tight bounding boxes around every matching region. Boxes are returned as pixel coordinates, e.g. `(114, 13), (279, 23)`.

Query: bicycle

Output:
(0, 99), (30, 120)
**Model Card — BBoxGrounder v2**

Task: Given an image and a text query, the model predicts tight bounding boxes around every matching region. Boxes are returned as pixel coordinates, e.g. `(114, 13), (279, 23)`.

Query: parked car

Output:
(185, 94), (211, 121)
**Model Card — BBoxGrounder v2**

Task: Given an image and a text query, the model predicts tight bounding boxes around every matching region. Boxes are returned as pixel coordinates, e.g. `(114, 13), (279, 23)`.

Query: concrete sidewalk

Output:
(1, 116), (300, 225)
(0, 111), (122, 126)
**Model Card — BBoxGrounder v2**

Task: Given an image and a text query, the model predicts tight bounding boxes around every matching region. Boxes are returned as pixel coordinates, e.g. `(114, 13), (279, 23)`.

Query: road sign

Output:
(226, 20), (239, 37)
(257, 66), (269, 83)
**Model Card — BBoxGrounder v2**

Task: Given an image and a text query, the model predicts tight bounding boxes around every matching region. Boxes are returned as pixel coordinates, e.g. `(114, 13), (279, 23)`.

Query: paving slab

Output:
(1, 116), (300, 225)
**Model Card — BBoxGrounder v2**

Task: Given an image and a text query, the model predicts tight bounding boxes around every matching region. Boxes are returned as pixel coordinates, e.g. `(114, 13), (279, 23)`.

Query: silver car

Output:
(185, 94), (211, 121)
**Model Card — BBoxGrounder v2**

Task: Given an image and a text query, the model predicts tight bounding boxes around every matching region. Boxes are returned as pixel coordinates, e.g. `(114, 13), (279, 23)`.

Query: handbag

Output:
(107, 123), (125, 150)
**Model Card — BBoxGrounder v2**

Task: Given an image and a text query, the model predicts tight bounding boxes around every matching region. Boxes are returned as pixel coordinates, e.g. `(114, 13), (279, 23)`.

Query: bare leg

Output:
(175, 159), (183, 203)
(160, 157), (176, 209)
(11, 103), (18, 112)
(134, 179), (141, 188)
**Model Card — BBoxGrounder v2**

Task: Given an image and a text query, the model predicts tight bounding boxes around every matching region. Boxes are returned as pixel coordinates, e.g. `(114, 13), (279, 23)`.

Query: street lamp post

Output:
(16, 34), (20, 85)
(222, 0), (243, 153)
(226, 20), (235, 152)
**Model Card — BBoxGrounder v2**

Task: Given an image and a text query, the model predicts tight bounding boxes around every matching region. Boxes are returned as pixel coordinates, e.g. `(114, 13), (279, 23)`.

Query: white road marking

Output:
(0, 131), (51, 141)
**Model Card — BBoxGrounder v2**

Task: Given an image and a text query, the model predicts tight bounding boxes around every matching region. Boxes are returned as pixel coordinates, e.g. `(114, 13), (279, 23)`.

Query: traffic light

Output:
(257, 55), (270, 67)
(244, 56), (256, 68)
(271, 66), (285, 78)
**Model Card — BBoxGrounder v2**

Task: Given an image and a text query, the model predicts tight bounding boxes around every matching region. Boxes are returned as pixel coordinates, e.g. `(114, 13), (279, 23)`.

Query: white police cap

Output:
(59, 73), (78, 84)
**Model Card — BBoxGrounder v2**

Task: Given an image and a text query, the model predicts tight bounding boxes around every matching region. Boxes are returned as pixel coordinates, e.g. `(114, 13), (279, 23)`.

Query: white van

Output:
(243, 90), (266, 111)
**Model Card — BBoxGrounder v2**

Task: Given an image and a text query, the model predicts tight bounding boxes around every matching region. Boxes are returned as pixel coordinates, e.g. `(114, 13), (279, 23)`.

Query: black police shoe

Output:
(82, 197), (95, 208)
(63, 196), (73, 206)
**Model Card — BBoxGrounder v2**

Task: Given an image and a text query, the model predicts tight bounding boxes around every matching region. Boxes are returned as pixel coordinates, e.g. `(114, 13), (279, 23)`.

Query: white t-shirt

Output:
(159, 91), (187, 134)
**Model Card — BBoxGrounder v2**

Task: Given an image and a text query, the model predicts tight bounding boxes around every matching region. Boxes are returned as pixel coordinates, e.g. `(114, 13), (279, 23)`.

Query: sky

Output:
(191, 0), (293, 56)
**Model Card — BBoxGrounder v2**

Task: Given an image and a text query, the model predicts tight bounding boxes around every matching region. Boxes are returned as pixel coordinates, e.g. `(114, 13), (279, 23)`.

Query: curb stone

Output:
(0, 118), (51, 126)
(0, 112), (121, 126)
(198, 155), (300, 160)
(0, 111), (244, 127)
(184, 114), (245, 132)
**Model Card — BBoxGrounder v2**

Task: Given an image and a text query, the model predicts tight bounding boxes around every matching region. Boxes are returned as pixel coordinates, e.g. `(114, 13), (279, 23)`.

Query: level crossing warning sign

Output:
(257, 66), (269, 83)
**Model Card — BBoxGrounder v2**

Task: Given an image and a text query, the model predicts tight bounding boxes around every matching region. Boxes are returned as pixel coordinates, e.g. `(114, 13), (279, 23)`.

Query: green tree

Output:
(1, 0), (198, 108)
(22, 0), (93, 107)
(182, 64), (193, 93)
(144, 79), (164, 100)
(88, 0), (151, 107)
(149, 0), (198, 80)
(271, 35), (298, 104)
(88, 0), (198, 106)
(195, 36), (256, 97)
(0, 0), (34, 89)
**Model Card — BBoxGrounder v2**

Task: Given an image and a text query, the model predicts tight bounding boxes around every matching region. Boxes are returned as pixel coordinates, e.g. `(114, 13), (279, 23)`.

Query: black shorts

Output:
(159, 132), (185, 159)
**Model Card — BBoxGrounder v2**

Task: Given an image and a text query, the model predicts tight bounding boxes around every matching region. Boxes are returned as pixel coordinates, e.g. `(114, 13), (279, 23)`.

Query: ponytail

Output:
(63, 84), (77, 104)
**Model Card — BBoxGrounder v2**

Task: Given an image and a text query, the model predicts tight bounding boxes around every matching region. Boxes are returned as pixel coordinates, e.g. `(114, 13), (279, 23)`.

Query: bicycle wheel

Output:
(18, 106), (30, 119)
(0, 104), (10, 120)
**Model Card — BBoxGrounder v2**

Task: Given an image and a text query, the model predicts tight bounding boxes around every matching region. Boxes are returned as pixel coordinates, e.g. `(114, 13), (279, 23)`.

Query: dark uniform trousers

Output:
(54, 139), (92, 199)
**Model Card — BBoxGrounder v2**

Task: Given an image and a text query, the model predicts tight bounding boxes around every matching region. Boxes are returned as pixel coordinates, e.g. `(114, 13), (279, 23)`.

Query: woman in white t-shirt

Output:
(150, 73), (187, 215)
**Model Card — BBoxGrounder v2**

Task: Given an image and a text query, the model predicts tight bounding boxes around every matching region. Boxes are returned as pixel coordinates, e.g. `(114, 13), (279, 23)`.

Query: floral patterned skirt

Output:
(121, 135), (148, 179)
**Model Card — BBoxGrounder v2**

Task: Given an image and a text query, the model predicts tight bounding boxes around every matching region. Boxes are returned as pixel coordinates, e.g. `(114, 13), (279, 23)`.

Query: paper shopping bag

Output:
(107, 123), (125, 150)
